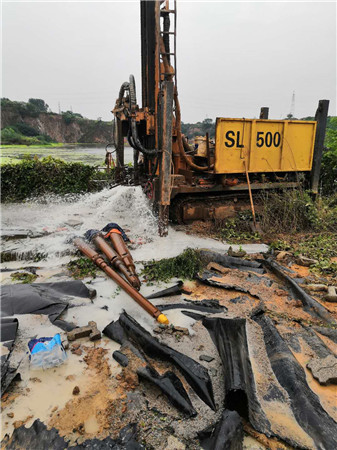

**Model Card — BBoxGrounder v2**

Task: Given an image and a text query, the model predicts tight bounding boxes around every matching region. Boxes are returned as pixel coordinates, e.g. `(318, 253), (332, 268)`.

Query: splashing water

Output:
(1, 185), (268, 265)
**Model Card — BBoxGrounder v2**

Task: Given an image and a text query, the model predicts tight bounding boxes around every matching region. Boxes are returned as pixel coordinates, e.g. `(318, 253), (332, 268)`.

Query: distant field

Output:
(0, 144), (134, 166)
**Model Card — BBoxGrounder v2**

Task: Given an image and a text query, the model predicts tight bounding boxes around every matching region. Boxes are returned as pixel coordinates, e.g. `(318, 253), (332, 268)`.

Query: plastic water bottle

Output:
(28, 333), (67, 369)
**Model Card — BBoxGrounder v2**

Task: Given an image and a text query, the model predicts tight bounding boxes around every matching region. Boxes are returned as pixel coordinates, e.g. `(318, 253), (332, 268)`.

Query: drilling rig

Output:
(111, 0), (329, 236)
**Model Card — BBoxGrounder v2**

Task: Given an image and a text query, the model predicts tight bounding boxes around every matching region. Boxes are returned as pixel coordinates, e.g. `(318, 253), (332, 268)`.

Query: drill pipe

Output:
(105, 230), (140, 284)
(92, 233), (140, 290)
(73, 238), (168, 324)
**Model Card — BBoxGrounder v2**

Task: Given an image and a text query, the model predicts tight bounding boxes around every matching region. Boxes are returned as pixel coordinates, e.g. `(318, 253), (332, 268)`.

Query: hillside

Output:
(1, 98), (113, 145)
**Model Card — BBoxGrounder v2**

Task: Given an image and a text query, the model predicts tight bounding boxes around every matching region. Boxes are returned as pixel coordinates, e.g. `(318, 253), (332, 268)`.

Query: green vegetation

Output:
(1, 125), (53, 145)
(1, 97), (49, 117)
(1, 156), (115, 202)
(259, 190), (336, 234)
(141, 248), (202, 282)
(10, 272), (37, 283)
(181, 118), (215, 139)
(212, 211), (261, 243)
(67, 257), (98, 279)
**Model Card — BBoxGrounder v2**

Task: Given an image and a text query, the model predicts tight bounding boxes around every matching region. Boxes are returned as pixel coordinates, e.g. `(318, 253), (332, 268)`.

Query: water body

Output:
(0, 144), (134, 166)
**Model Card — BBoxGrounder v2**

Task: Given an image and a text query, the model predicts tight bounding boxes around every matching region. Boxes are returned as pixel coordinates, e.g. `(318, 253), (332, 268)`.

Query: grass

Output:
(212, 211), (261, 243)
(141, 248), (202, 283)
(67, 257), (98, 279)
(10, 272), (37, 283)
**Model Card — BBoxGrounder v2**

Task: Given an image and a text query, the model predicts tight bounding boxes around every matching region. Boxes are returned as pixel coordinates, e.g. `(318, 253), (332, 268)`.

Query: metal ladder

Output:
(159, 0), (177, 89)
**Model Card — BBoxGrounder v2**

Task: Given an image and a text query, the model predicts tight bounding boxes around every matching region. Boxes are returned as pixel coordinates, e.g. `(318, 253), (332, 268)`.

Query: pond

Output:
(0, 144), (134, 166)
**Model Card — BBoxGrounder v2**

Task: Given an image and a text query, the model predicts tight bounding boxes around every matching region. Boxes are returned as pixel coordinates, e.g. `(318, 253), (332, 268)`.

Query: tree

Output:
(28, 98), (49, 112)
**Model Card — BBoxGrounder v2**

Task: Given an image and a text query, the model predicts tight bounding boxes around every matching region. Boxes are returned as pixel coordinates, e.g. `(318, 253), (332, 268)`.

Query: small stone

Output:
(71, 343), (80, 350)
(71, 348), (83, 356)
(153, 327), (163, 334)
(197, 345), (204, 351)
(72, 386), (80, 395)
(29, 377), (41, 383)
(275, 289), (288, 296)
(307, 355), (337, 385)
(159, 323), (168, 329)
(172, 326), (189, 335)
(165, 435), (186, 450)
(325, 286), (337, 303)
(210, 368), (218, 377)
(51, 406), (58, 412)
(206, 262), (230, 274)
(307, 284), (328, 292)
(66, 375), (75, 381)
(295, 255), (318, 267)
(199, 355), (214, 362)
(276, 251), (289, 261)
(7, 412), (14, 418)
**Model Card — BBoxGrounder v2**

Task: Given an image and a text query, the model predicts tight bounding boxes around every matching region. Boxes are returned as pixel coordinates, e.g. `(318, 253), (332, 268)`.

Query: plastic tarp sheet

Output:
(1, 318), (21, 395)
(1, 281), (95, 330)
(1, 419), (143, 449)
(198, 409), (243, 450)
(103, 312), (216, 412)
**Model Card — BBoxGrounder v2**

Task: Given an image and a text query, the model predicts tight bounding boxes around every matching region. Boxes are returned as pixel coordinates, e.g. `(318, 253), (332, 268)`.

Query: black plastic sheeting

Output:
(253, 313), (337, 449)
(157, 299), (226, 314)
(137, 365), (197, 416)
(197, 271), (260, 299)
(199, 250), (265, 274)
(203, 313), (337, 449)
(1, 281), (95, 331)
(1, 318), (21, 396)
(147, 281), (184, 299)
(203, 317), (271, 435)
(103, 312), (216, 411)
(1, 419), (143, 449)
(198, 409), (243, 450)
(261, 259), (335, 324)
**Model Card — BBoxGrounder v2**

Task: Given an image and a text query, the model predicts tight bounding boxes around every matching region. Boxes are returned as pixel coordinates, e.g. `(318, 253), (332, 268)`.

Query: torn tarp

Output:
(1, 281), (95, 331)
(1, 419), (144, 449)
(198, 409), (243, 450)
(197, 271), (260, 298)
(1, 317), (21, 395)
(262, 258), (335, 324)
(137, 365), (197, 417)
(103, 312), (216, 411)
(199, 250), (265, 274)
(147, 281), (184, 299)
(254, 314), (337, 449)
(203, 314), (337, 449)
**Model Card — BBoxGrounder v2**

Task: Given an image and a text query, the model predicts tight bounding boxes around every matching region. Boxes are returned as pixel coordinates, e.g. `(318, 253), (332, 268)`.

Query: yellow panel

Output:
(215, 118), (316, 174)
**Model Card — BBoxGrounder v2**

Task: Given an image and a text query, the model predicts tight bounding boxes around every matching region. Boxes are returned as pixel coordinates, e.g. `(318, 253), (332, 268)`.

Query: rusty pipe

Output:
(174, 89), (213, 172)
(104, 230), (140, 284)
(92, 233), (141, 290)
(73, 238), (169, 324)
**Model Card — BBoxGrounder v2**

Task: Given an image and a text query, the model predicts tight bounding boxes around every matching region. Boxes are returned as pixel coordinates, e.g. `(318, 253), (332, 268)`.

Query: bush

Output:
(1, 157), (111, 202)
(259, 189), (337, 234)
(13, 122), (40, 137)
(141, 248), (202, 282)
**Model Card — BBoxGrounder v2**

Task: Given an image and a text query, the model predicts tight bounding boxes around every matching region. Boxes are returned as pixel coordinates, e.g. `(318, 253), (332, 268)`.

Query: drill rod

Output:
(73, 238), (169, 324)
(92, 233), (140, 290)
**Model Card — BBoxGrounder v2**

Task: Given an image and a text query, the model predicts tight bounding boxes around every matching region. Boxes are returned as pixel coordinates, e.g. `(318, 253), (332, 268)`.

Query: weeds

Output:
(212, 211), (261, 243)
(67, 257), (97, 279)
(141, 248), (202, 283)
(10, 272), (37, 284)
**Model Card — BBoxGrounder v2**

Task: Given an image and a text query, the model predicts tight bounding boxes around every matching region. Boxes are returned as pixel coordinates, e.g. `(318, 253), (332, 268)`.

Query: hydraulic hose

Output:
(174, 89), (211, 172)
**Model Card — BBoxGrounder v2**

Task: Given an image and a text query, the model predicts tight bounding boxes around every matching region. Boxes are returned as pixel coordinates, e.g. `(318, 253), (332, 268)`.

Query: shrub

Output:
(141, 248), (202, 282)
(0, 157), (113, 202)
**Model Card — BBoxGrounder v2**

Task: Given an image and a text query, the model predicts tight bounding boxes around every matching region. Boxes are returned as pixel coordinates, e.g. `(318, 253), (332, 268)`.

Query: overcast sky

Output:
(2, 1), (336, 122)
